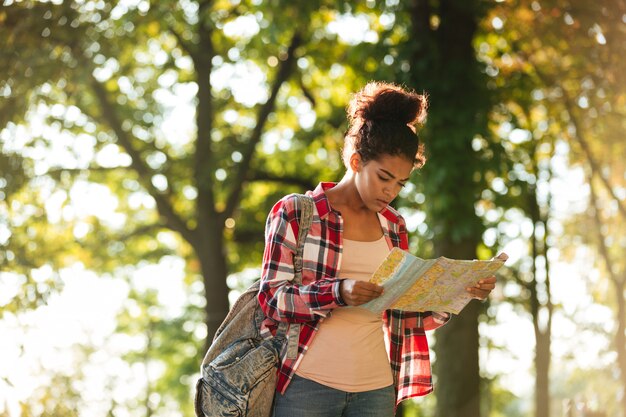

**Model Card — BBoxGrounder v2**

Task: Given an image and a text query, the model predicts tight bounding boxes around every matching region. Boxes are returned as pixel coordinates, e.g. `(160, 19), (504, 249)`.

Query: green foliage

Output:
(476, 1), (626, 416)
(116, 287), (204, 416)
(482, 377), (526, 417)
(0, 0), (364, 414)
(1, 0), (624, 416)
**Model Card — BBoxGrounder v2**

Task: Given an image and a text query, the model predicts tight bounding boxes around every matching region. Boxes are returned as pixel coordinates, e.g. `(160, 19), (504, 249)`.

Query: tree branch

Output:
(588, 178), (622, 284)
(248, 171), (316, 191)
(168, 24), (197, 61)
(45, 165), (126, 176)
(530, 68), (626, 219)
(221, 32), (303, 221)
(560, 91), (626, 219)
(297, 72), (316, 107)
(587, 169), (626, 398)
(119, 223), (166, 241)
(89, 76), (196, 245)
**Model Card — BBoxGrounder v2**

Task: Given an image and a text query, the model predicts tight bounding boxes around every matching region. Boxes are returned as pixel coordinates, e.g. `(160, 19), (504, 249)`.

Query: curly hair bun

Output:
(348, 81), (427, 126)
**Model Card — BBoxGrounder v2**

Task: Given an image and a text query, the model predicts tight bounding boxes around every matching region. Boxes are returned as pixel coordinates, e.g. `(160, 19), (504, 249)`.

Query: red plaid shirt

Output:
(258, 182), (449, 405)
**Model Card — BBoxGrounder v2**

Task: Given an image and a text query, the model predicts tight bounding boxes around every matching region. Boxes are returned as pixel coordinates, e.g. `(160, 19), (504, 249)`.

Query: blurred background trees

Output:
(0, 0), (623, 416)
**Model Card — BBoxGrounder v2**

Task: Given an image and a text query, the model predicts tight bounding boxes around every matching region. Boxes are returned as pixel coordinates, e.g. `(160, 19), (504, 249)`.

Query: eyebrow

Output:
(379, 169), (410, 182)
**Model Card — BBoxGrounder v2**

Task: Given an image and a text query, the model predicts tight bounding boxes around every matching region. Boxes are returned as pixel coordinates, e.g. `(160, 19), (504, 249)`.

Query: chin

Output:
(373, 200), (388, 211)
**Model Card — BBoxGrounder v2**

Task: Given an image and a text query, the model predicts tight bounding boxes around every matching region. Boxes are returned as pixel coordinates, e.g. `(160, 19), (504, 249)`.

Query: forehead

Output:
(370, 154), (413, 178)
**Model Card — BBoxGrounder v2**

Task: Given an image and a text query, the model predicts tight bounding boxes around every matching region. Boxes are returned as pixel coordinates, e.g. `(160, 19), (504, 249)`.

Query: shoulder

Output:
(268, 193), (314, 224)
(269, 193), (300, 219)
(266, 194), (314, 239)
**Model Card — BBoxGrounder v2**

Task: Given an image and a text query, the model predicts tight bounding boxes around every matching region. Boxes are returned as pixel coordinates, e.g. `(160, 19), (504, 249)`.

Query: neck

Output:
(326, 173), (368, 212)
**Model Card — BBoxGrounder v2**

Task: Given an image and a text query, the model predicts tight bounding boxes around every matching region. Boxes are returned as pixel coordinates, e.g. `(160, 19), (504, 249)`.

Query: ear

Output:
(348, 152), (361, 173)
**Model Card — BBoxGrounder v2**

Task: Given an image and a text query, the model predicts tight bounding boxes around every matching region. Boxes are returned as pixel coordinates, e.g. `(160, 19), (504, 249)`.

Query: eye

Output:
(378, 174), (391, 182)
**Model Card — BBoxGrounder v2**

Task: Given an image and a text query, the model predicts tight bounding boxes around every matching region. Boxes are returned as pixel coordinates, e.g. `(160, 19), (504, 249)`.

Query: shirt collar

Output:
(308, 182), (336, 220)
(308, 182), (402, 224)
(379, 205), (401, 223)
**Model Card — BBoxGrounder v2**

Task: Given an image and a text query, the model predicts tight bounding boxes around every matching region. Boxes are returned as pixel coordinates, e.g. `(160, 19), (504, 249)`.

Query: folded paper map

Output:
(361, 248), (507, 314)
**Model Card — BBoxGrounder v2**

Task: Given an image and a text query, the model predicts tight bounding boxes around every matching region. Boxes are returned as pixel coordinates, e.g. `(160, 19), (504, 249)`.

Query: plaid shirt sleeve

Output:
(399, 311), (450, 331)
(258, 195), (345, 323)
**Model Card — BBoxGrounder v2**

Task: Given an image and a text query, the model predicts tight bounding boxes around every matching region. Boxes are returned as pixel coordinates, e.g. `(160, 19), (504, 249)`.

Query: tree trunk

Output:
(406, 1), (490, 416)
(197, 226), (230, 352)
(589, 178), (626, 417)
(526, 132), (554, 417)
(434, 303), (480, 415)
(531, 230), (552, 417)
(528, 147), (552, 417)
(191, 5), (227, 348)
(534, 325), (551, 417)
(615, 278), (626, 417)
(433, 239), (481, 417)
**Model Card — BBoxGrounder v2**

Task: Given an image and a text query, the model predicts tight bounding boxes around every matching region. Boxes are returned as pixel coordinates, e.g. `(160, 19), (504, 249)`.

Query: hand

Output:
(340, 279), (384, 306)
(466, 252), (507, 301)
(466, 275), (497, 300)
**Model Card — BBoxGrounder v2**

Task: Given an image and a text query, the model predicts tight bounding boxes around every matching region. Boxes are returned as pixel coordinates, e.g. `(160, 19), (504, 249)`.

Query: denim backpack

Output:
(194, 194), (314, 417)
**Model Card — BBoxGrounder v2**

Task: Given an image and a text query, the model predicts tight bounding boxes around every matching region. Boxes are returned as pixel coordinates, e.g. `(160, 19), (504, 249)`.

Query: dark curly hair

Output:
(342, 81), (428, 168)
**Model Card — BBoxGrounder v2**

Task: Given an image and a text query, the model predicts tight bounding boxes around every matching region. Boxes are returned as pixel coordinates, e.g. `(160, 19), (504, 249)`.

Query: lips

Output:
(377, 199), (390, 206)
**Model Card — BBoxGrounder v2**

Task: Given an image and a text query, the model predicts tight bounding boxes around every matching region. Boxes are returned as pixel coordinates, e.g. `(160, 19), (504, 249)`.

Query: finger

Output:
(475, 282), (496, 290)
(468, 292), (487, 300)
(357, 287), (383, 297)
(477, 276), (497, 284)
(496, 252), (509, 261)
(356, 281), (384, 292)
(352, 295), (378, 305)
(358, 287), (385, 300)
(354, 282), (384, 295)
(466, 287), (491, 299)
(352, 290), (383, 302)
(348, 293), (381, 306)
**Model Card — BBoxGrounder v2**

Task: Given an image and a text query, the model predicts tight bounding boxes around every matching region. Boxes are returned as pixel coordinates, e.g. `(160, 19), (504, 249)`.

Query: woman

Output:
(257, 82), (497, 417)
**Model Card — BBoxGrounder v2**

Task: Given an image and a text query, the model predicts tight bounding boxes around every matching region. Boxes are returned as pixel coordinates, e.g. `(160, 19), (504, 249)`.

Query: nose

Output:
(384, 184), (401, 199)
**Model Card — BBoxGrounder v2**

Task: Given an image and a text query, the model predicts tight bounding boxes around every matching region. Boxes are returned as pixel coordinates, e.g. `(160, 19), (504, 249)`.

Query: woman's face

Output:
(352, 153), (414, 212)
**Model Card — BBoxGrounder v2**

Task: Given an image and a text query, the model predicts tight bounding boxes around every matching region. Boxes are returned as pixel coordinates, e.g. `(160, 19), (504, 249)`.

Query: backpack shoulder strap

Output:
(292, 193), (314, 285)
(279, 193), (314, 359)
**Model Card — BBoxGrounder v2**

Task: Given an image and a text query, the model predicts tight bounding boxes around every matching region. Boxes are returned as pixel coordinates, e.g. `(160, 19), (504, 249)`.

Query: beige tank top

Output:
(295, 236), (393, 392)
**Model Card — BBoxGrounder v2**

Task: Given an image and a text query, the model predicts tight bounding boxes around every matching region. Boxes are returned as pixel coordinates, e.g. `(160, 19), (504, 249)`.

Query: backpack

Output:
(194, 194), (314, 417)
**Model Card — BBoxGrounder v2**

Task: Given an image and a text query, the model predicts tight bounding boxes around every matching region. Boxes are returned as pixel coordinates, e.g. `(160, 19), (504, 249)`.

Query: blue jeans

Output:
(272, 374), (396, 417)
